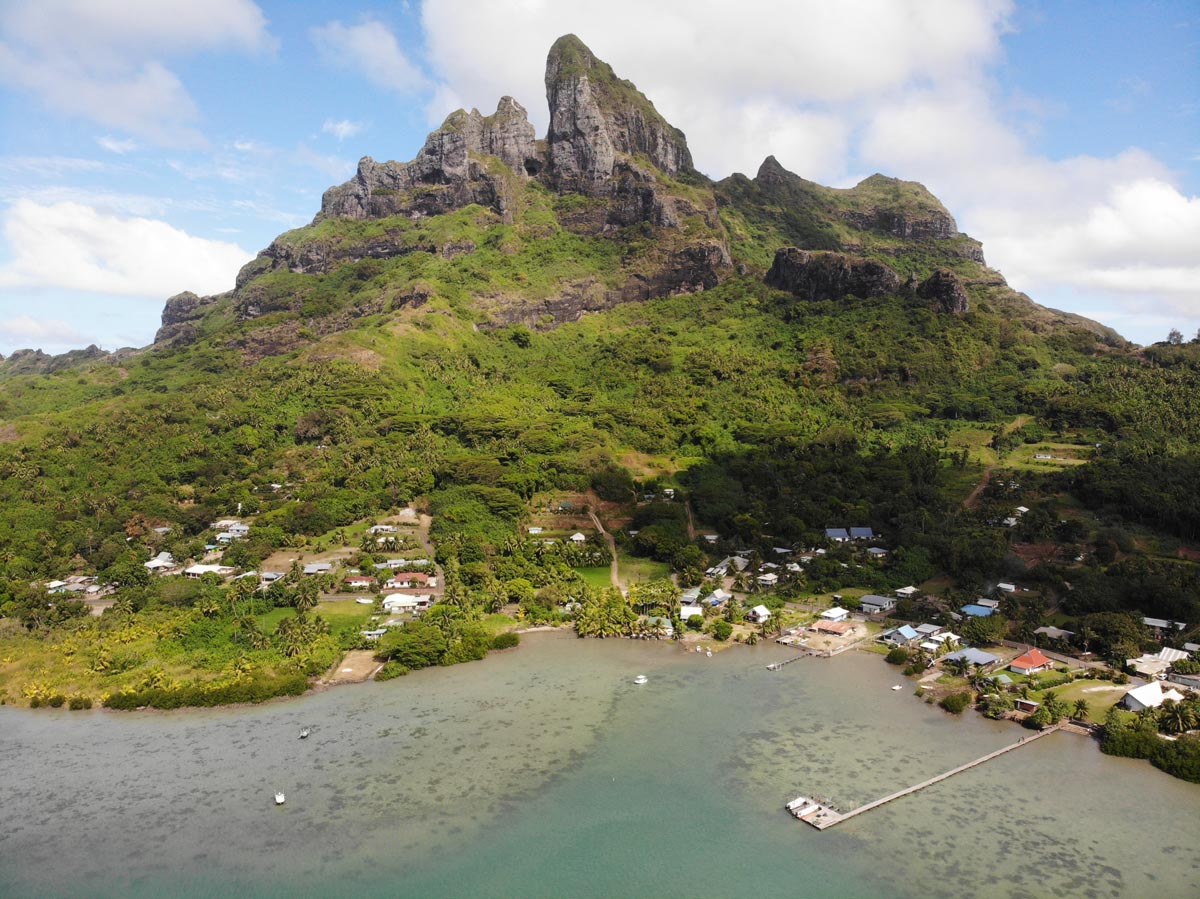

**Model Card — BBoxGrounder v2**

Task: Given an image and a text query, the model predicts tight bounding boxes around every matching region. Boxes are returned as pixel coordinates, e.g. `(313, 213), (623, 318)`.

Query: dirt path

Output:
(684, 500), (697, 540)
(588, 508), (621, 589)
(963, 466), (995, 509)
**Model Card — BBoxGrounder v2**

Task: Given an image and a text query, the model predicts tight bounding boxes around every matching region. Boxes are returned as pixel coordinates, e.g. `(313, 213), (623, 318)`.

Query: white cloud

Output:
(0, 200), (253, 298)
(0, 0), (274, 146)
(322, 119), (365, 141)
(311, 19), (426, 94)
(418, 0), (1198, 339)
(0, 315), (83, 346)
(420, 0), (1011, 179)
(96, 136), (139, 154)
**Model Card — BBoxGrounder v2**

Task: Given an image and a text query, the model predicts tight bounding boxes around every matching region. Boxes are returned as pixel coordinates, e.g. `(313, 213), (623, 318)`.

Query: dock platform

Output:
(792, 723), (1063, 829)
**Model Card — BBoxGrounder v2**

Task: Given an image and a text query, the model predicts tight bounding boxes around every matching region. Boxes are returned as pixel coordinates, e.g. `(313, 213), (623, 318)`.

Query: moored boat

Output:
(274, 791), (286, 805)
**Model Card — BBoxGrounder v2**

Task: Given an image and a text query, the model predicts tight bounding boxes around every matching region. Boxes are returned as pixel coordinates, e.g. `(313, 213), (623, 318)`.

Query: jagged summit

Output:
(544, 34), (693, 192)
(138, 34), (1119, 355)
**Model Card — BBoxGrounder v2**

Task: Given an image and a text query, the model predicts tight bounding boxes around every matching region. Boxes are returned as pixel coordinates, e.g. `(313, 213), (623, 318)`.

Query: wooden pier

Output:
(766, 652), (814, 670)
(794, 723), (1063, 829)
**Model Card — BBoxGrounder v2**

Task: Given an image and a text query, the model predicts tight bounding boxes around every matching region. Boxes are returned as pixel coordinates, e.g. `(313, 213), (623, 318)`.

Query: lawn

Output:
(479, 613), (519, 635)
(619, 556), (671, 583)
(575, 567), (614, 589)
(1031, 679), (1127, 723)
(258, 600), (374, 636)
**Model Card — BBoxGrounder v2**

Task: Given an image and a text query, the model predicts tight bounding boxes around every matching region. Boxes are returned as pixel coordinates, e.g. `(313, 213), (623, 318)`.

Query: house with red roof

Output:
(1009, 648), (1053, 676)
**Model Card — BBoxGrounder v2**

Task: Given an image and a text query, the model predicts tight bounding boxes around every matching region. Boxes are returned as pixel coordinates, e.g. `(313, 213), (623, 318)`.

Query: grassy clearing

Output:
(575, 567), (613, 589)
(1031, 679), (1127, 723)
(479, 613), (519, 634)
(620, 557), (671, 583)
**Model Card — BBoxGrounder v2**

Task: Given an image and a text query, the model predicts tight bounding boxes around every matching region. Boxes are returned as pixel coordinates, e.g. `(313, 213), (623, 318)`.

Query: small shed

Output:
(820, 607), (850, 622)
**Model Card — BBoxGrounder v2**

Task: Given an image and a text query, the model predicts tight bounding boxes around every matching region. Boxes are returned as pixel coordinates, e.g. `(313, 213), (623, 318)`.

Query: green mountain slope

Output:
(1, 36), (1198, 709)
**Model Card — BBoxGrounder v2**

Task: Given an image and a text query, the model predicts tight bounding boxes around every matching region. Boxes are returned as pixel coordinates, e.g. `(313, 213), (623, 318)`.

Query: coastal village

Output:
(16, 473), (1198, 789)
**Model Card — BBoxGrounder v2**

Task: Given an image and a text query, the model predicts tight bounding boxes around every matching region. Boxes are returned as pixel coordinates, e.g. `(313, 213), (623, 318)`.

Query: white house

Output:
(382, 593), (430, 613)
(1127, 647), (1191, 678)
(860, 594), (896, 614)
(527, 526), (544, 535)
(748, 604), (772, 623)
(679, 604), (705, 622)
(1122, 681), (1186, 713)
(820, 607), (850, 622)
(570, 532), (587, 544)
(303, 562), (333, 575)
(184, 564), (233, 579)
(895, 586), (919, 599)
(996, 582), (1017, 593)
(757, 572), (780, 587)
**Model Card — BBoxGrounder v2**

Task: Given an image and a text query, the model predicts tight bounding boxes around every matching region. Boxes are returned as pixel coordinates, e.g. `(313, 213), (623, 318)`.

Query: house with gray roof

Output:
(859, 594), (896, 614)
(942, 647), (1000, 667)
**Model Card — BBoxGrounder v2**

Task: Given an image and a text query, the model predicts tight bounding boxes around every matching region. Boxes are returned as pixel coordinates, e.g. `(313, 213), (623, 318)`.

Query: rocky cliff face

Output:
(316, 96), (538, 223)
(765, 248), (902, 301)
(916, 268), (970, 313)
(543, 34), (692, 194)
(155, 291), (222, 345)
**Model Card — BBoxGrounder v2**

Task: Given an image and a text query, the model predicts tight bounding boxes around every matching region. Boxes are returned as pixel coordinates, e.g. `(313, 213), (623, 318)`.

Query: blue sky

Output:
(0, 0), (1196, 354)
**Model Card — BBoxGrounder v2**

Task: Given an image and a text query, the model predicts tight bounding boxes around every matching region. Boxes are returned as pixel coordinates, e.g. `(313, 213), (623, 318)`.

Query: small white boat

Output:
(299, 728), (310, 739)
(706, 650), (713, 657)
(274, 792), (286, 806)
(891, 685), (903, 691)
(633, 675), (648, 685)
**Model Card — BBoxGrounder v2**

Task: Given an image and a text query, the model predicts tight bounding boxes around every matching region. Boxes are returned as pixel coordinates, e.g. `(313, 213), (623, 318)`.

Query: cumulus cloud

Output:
(0, 200), (254, 298)
(420, 0), (1011, 178)
(322, 119), (365, 141)
(419, 0), (1198, 339)
(0, 0), (274, 146)
(311, 20), (426, 94)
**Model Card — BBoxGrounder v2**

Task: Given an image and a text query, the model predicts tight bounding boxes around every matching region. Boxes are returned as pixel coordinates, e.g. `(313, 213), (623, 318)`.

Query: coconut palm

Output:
(1073, 698), (1090, 721)
(1158, 700), (1198, 735)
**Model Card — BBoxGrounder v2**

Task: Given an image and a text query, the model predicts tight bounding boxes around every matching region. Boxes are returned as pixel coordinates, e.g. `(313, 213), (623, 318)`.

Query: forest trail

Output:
(588, 509), (621, 589)
(963, 466), (994, 509)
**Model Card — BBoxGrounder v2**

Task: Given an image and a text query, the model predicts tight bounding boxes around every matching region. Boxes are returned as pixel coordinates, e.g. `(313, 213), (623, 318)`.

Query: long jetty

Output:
(766, 653), (815, 670)
(799, 723), (1063, 830)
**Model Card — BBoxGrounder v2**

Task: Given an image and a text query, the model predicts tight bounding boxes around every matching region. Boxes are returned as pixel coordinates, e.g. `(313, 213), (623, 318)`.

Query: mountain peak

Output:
(544, 33), (692, 193)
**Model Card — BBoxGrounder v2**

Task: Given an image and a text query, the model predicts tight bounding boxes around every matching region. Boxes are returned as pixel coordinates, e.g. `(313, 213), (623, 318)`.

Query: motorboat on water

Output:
(299, 728), (310, 739)
(633, 675), (648, 685)
(274, 792), (286, 805)
(891, 685), (903, 691)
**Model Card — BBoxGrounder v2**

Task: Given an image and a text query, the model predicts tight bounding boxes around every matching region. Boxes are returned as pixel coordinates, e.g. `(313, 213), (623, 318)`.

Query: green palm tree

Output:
(1072, 698), (1090, 721)
(1158, 700), (1197, 735)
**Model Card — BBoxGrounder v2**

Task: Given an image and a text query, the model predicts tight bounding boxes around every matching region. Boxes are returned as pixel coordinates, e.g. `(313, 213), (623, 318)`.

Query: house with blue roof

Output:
(961, 603), (995, 617)
(880, 625), (920, 646)
(849, 527), (875, 540)
(825, 527), (850, 542)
